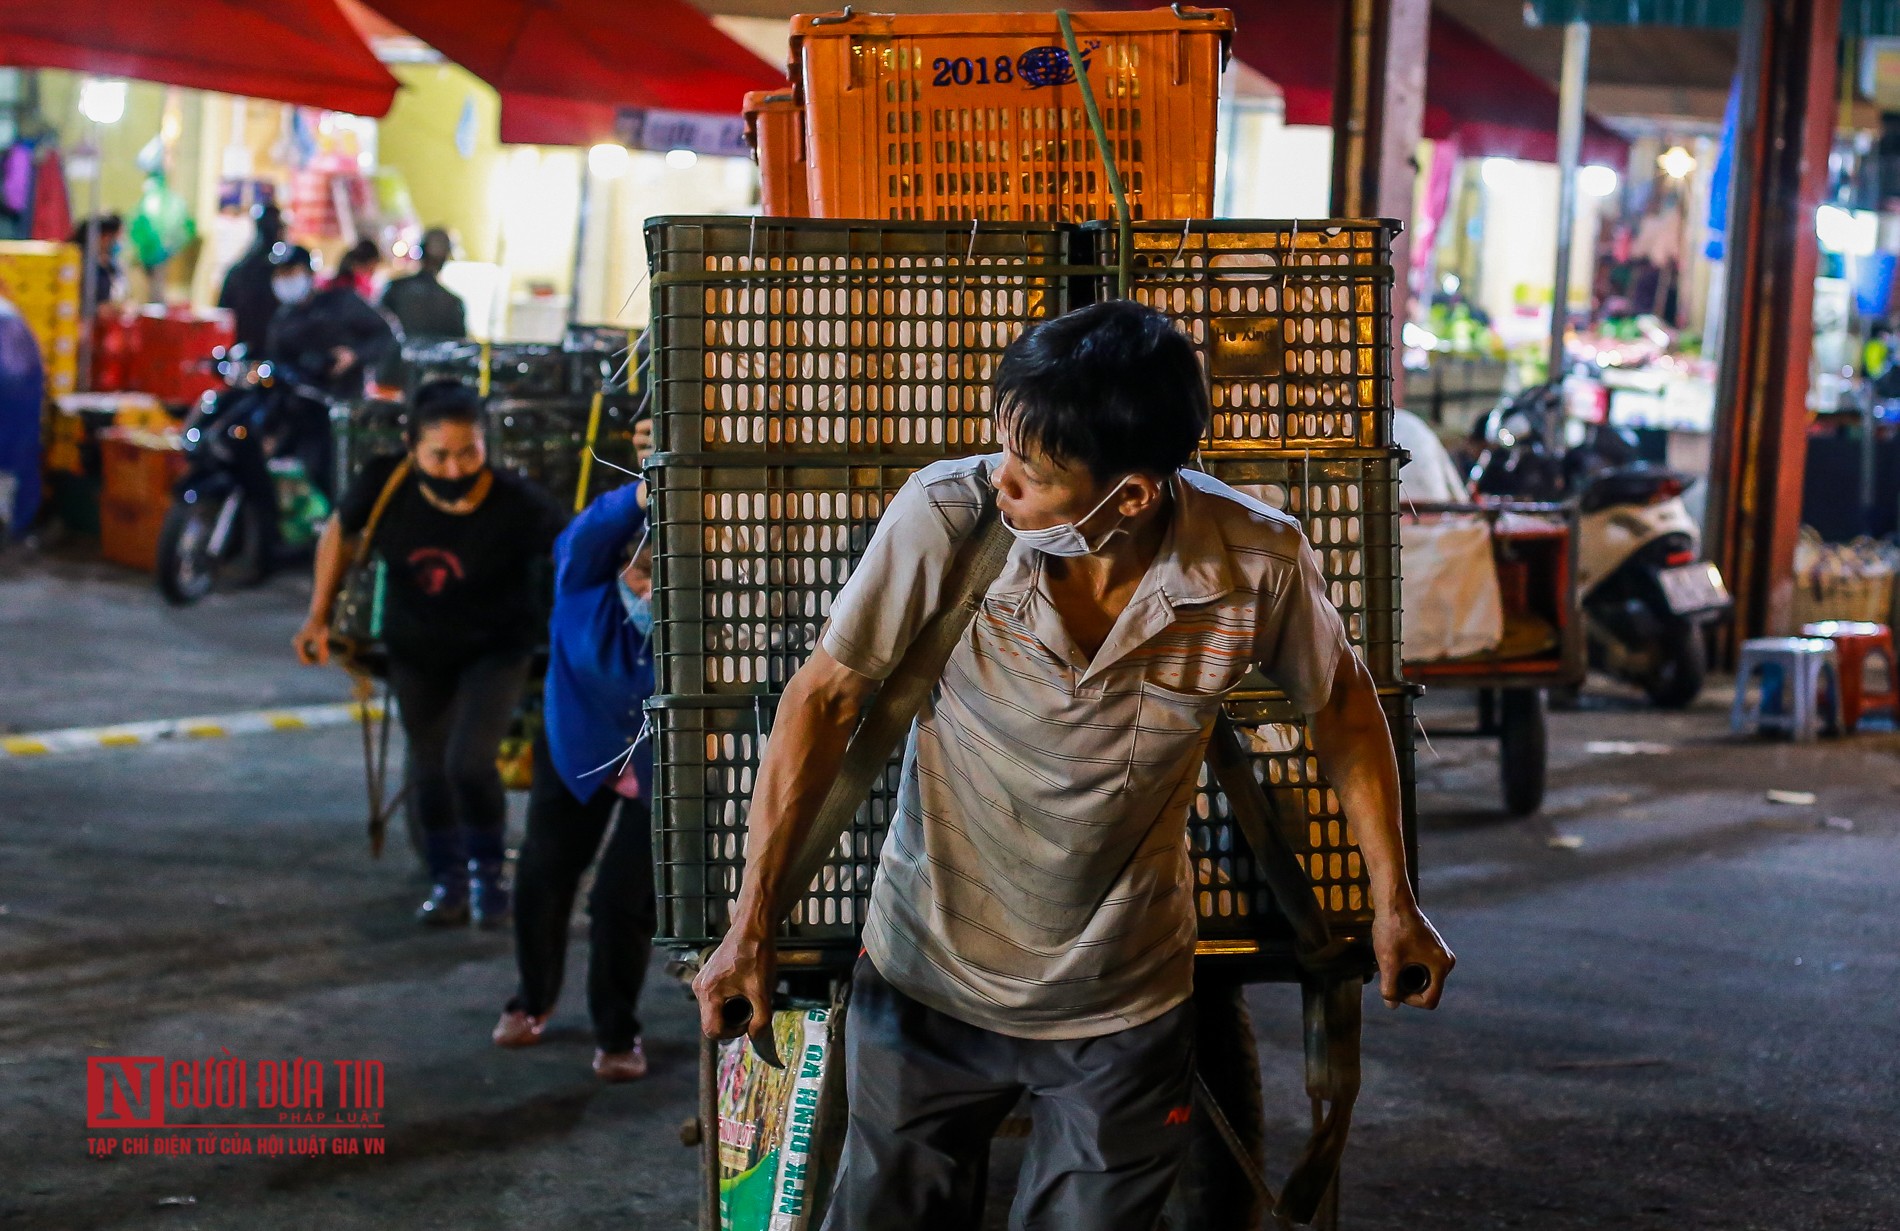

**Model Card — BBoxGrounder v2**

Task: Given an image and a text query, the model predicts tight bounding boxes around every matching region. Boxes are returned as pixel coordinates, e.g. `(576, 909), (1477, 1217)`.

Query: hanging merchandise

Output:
(129, 173), (197, 271)
(136, 134), (167, 177)
(288, 108), (320, 168)
(2, 143), (32, 221)
(30, 149), (73, 242)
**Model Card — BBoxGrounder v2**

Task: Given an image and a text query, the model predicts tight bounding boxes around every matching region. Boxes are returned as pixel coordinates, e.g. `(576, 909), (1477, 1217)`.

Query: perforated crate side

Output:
(650, 694), (896, 954)
(645, 217), (1069, 457)
(334, 399), (409, 490)
(1086, 219), (1397, 451)
(1198, 450), (1402, 688)
(792, 9), (1232, 223)
(647, 459), (929, 697)
(1190, 690), (1414, 948)
(649, 689), (1415, 958)
(650, 450), (1402, 699)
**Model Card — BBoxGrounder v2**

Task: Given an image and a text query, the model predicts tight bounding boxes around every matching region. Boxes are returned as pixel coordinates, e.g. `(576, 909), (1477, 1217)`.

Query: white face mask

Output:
(1001, 475), (1133, 557)
(273, 272), (313, 304)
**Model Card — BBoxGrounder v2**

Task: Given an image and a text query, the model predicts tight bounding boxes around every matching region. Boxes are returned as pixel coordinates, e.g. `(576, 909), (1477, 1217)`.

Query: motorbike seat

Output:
(1578, 465), (1683, 514)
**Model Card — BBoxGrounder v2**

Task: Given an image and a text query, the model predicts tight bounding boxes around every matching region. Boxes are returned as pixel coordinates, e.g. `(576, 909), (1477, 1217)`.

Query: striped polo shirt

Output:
(821, 454), (1349, 1040)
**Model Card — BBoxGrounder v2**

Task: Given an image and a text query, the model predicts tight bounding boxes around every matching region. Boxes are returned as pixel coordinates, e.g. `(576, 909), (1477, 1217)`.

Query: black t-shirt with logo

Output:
(336, 455), (566, 666)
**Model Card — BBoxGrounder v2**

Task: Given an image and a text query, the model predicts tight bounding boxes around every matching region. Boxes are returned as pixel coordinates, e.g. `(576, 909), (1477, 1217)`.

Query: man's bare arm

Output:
(1305, 642), (1455, 1008)
(691, 645), (878, 1050)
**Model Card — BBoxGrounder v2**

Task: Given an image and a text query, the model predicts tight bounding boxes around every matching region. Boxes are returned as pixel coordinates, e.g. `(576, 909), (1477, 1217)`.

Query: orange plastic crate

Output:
(744, 90), (812, 218)
(791, 7), (1233, 223)
(98, 427), (186, 572)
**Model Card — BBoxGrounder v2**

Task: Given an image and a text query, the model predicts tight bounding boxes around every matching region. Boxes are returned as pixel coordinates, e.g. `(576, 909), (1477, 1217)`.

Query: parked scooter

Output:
(1471, 385), (1730, 708)
(156, 352), (335, 606)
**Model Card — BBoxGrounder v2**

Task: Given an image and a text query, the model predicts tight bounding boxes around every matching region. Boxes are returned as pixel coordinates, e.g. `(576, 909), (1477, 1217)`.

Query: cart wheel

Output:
(1499, 688), (1548, 816)
(1163, 982), (1267, 1231)
(1476, 687), (1499, 735)
(1643, 616), (1707, 710)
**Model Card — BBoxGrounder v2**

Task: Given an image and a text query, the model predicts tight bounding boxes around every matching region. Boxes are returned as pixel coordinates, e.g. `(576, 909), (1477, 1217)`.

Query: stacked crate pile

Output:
(334, 330), (643, 507)
(654, 7), (1409, 973)
(0, 241), (81, 395)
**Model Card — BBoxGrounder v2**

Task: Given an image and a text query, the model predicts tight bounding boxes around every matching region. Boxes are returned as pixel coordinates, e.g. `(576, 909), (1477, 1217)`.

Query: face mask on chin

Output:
(419, 471), (481, 501)
(1001, 474), (1135, 557)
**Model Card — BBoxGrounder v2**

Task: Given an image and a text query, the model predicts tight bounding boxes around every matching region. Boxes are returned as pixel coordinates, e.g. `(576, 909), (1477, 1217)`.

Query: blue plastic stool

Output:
(1731, 637), (1840, 741)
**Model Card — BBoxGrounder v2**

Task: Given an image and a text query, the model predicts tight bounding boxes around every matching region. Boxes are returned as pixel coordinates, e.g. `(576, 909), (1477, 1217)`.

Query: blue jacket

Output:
(543, 481), (654, 803)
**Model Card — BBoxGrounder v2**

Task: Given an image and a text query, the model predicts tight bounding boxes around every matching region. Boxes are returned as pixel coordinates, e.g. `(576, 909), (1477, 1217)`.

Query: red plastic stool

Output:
(1801, 621), (1899, 732)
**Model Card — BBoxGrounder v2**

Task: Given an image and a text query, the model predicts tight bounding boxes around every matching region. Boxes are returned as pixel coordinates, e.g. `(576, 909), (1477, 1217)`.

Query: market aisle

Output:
(0, 720), (706, 1231)
(3, 549), (1897, 1230)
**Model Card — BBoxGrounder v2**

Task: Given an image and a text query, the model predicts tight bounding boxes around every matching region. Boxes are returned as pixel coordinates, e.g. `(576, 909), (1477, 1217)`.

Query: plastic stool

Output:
(1800, 621), (1899, 732)
(1731, 637), (1839, 741)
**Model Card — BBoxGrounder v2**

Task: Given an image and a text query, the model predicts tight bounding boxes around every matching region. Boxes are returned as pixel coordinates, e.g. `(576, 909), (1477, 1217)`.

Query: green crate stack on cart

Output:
(644, 214), (1411, 975)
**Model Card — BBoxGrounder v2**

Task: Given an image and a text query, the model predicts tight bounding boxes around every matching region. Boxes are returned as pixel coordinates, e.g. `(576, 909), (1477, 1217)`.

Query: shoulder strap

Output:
(1202, 712), (1349, 970)
(355, 456), (413, 554)
(779, 499), (1013, 910)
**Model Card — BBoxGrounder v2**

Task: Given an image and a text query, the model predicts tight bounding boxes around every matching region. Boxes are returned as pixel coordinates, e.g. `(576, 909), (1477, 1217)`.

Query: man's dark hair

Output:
(992, 300), (1209, 482)
(406, 378), (484, 443)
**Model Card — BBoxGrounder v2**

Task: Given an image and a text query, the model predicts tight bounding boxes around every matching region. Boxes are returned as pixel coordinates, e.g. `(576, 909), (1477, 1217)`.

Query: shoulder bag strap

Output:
(354, 456), (413, 557)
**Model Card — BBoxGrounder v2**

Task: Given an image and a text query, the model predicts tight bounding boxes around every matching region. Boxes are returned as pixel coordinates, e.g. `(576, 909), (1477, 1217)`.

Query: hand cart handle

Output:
(720, 996), (754, 1033)
(1395, 963), (1433, 999)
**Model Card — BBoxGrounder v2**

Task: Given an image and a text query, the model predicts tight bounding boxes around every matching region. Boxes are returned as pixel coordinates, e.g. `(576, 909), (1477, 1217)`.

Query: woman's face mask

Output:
(617, 576), (653, 636)
(272, 272), (313, 304)
(418, 471), (481, 501)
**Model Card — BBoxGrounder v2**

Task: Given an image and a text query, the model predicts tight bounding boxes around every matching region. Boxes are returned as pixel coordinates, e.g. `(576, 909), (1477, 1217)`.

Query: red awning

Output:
(1224, 0), (1630, 167)
(357, 0), (783, 144)
(0, 0), (398, 117)
(489, 95), (622, 150)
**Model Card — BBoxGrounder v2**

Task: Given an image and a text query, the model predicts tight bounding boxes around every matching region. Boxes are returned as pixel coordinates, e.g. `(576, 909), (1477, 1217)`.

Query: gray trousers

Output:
(819, 956), (1196, 1231)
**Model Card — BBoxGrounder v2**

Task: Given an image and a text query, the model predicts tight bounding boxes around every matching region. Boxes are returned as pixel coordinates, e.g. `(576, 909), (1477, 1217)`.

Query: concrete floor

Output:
(2, 546), (1897, 1230)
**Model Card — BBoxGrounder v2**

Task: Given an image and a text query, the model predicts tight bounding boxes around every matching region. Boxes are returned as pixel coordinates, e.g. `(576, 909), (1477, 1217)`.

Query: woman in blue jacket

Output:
(492, 464), (656, 1082)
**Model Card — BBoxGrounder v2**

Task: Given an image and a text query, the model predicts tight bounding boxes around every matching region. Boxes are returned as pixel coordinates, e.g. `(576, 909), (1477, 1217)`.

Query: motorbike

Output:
(156, 352), (336, 606)
(1471, 385), (1731, 709)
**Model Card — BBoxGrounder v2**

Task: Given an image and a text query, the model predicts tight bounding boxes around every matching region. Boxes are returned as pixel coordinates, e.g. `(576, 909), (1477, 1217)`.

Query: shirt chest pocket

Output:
(1127, 678), (1226, 793)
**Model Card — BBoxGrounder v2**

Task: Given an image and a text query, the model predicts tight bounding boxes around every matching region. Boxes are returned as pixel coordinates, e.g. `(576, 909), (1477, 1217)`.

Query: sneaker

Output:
(592, 1040), (648, 1083)
(415, 882), (470, 927)
(492, 1009), (549, 1048)
(469, 861), (511, 930)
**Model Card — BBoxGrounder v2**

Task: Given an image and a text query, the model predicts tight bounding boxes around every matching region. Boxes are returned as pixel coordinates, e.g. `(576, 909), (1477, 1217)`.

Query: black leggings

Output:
(508, 732), (655, 1052)
(387, 650), (530, 840)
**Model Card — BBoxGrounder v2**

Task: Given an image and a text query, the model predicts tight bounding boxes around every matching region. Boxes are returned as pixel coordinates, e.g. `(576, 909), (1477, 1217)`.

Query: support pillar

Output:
(1549, 22), (1590, 383)
(1706, 0), (1841, 647)
(1330, 0), (1430, 402)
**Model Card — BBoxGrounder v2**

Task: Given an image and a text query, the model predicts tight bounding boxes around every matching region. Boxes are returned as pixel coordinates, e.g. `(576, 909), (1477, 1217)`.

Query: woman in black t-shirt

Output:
(295, 380), (565, 927)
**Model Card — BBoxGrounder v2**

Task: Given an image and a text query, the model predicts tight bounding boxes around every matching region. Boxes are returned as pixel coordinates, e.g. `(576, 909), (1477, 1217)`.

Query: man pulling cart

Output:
(690, 301), (1455, 1229)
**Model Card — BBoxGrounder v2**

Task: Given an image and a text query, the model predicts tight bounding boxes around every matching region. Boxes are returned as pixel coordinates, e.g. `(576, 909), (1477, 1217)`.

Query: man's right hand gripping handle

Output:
(692, 926), (784, 1067)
